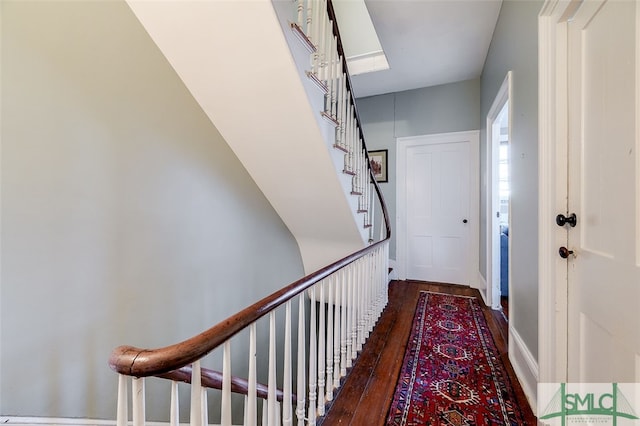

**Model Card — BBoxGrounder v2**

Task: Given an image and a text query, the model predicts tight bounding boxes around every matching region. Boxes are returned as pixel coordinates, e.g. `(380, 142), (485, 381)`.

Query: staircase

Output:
(124, 0), (373, 273)
(110, 1), (391, 425)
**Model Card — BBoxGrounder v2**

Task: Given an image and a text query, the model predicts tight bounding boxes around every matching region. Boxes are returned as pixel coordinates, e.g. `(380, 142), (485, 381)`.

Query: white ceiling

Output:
(334, 0), (503, 98)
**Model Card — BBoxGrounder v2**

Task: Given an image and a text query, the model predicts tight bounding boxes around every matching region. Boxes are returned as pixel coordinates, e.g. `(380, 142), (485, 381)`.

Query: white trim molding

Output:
(0, 418), (229, 426)
(485, 71), (513, 311)
(476, 271), (489, 307)
(396, 131), (480, 288)
(0, 418), (182, 426)
(538, 0), (577, 386)
(509, 326), (540, 417)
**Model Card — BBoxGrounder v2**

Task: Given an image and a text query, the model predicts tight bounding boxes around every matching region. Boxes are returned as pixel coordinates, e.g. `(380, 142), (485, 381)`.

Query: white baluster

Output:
(365, 255), (372, 335)
(201, 388), (208, 426)
(346, 265), (353, 368)
(349, 108), (355, 172)
(378, 247), (384, 317)
(368, 175), (373, 221)
(379, 247), (385, 311)
(372, 250), (379, 320)
(305, 0), (313, 41)
(361, 257), (368, 341)
(351, 263), (358, 361)
(382, 245), (389, 306)
(221, 341), (232, 426)
(296, 294), (307, 426)
(132, 377), (145, 426)
(268, 311), (277, 426)
(247, 323), (257, 426)
(297, 0), (304, 28)
(308, 287), (317, 425)
(368, 254), (375, 332)
(283, 301), (293, 426)
(344, 105), (352, 171)
(358, 146), (364, 195)
(316, 1), (328, 78)
(356, 258), (364, 352)
(262, 402), (268, 426)
(330, 37), (338, 118)
(325, 30), (333, 112)
(309, 1), (320, 48)
(190, 360), (202, 426)
(323, 3), (331, 82)
(117, 375), (128, 426)
(340, 267), (348, 377)
(320, 0), (328, 40)
(335, 67), (344, 146)
(333, 271), (342, 390)
(170, 381), (179, 426)
(326, 276), (334, 402)
(350, 107), (357, 174)
(317, 281), (326, 416)
(243, 396), (249, 426)
(329, 48), (336, 118)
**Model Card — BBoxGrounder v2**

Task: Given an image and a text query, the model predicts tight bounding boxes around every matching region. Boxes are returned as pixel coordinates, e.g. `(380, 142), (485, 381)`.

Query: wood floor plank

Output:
(319, 280), (537, 425)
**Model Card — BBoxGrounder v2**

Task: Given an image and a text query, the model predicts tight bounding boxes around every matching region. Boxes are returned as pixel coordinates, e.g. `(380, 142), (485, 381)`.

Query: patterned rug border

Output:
(385, 290), (526, 425)
(418, 290), (476, 299)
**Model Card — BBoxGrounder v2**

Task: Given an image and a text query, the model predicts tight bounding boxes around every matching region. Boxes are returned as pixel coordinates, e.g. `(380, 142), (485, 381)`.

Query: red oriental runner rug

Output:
(385, 292), (526, 425)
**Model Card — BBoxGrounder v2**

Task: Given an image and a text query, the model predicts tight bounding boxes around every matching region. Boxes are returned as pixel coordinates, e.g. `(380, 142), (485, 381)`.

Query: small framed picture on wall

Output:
(368, 149), (388, 183)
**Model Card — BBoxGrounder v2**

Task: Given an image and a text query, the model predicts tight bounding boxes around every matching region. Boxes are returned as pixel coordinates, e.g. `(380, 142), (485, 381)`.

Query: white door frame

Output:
(396, 130), (480, 289)
(538, 0), (581, 384)
(486, 72), (512, 310)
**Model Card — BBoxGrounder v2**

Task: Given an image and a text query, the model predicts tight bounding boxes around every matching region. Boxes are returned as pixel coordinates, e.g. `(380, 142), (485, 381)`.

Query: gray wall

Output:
(480, 0), (542, 360)
(357, 79), (481, 259)
(1, 0), (303, 419)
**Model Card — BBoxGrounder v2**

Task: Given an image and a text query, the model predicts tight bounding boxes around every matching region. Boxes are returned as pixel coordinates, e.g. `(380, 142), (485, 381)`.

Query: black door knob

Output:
(556, 213), (577, 227)
(462, 219), (468, 224)
(559, 247), (574, 259)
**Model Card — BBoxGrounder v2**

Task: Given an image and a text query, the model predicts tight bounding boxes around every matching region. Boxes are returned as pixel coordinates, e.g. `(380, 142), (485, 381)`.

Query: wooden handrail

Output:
(158, 366), (295, 403)
(109, 228), (389, 377)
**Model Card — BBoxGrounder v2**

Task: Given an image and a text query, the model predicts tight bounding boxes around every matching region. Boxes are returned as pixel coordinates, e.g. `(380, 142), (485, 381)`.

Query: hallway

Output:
(321, 280), (536, 425)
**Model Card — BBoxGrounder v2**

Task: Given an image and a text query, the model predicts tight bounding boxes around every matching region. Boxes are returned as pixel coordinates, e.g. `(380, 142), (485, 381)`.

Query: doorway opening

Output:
(496, 104), (510, 317)
(486, 72), (512, 314)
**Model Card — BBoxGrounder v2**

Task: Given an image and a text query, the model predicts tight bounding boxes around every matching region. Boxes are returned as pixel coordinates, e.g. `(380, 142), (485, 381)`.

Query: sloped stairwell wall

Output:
(1, 0), (304, 420)
(125, 0), (369, 273)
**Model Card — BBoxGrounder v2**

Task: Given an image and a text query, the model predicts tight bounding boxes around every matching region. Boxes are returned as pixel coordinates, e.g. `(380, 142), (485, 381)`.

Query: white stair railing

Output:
(110, 242), (389, 426)
(291, 0), (378, 240)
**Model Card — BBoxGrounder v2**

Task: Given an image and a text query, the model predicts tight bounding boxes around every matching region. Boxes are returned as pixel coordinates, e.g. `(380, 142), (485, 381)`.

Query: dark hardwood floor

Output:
(320, 280), (537, 425)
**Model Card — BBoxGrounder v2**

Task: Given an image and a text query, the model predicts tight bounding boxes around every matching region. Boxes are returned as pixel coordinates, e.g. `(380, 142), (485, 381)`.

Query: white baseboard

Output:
(0, 418), (230, 426)
(388, 259), (398, 280)
(476, 271), (489, 307)
(508, 326), (539, 417)
(1, 418), (122, 426)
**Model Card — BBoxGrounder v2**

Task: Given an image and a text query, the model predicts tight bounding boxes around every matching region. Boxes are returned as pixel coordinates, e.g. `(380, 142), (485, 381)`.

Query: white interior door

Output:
(566, 0), (640, 383)
(405, 140), (470, 285)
